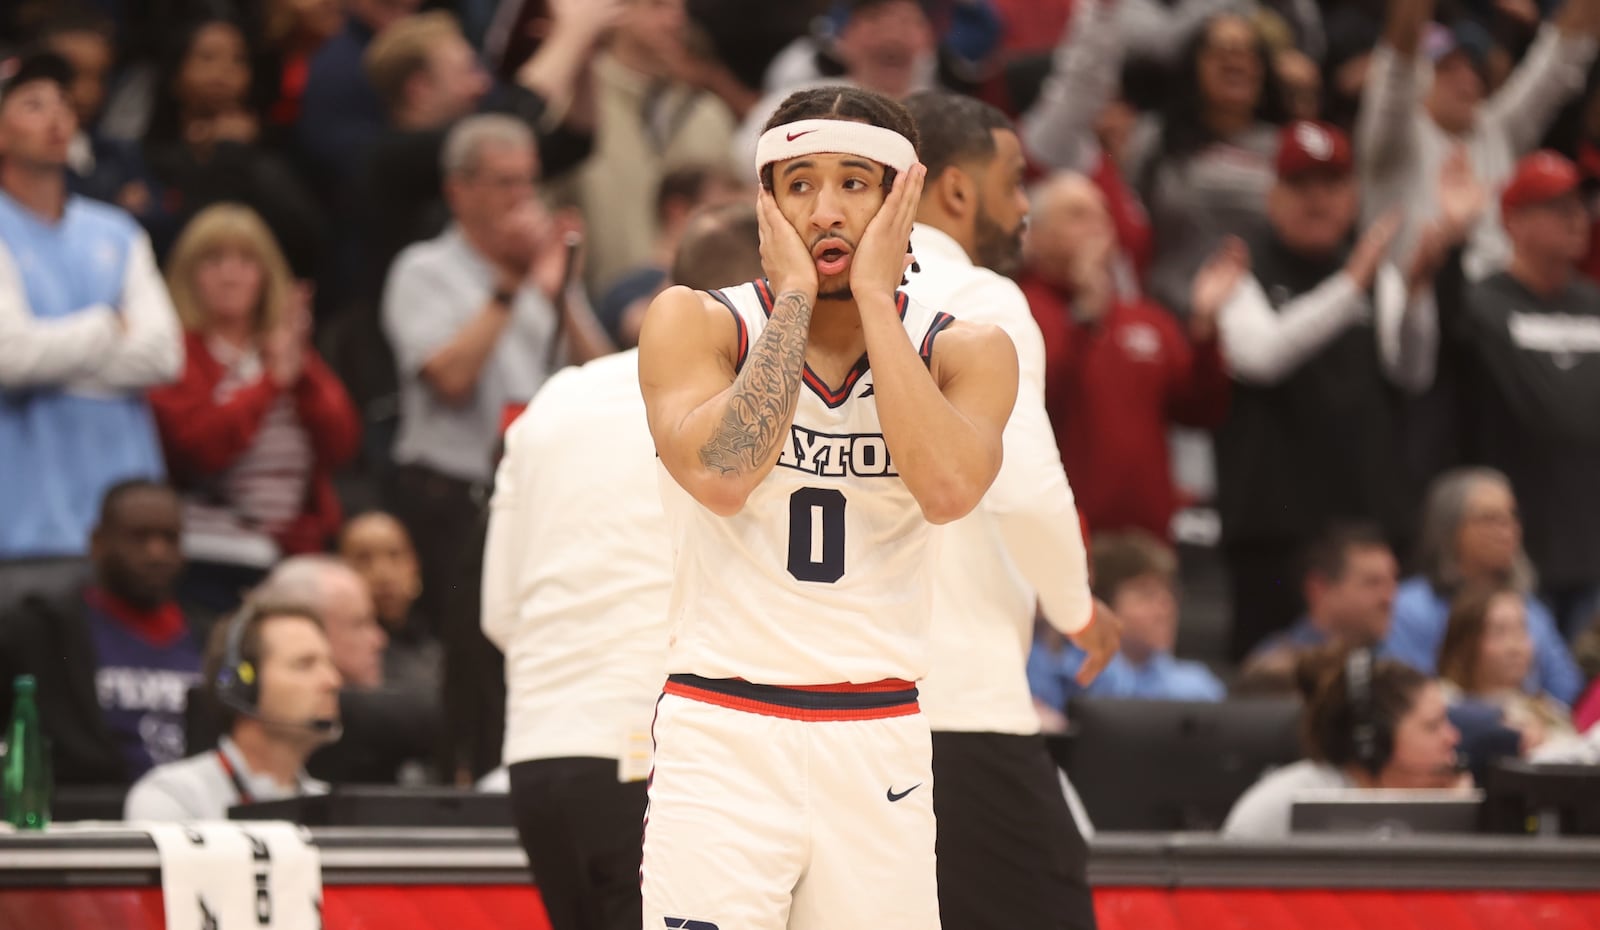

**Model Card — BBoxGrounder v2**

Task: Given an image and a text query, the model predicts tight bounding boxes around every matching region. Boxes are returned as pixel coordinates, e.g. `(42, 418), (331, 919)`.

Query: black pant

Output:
(386, 463), (504, 781)
(509, 758), (649, 930)
(932, 731), (1095, 930)
(1223, 540), (1307, 663)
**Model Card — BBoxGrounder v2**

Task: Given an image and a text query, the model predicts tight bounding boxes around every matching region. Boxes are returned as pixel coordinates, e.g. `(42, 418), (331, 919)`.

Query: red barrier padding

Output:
(2, 885), (1599, 928)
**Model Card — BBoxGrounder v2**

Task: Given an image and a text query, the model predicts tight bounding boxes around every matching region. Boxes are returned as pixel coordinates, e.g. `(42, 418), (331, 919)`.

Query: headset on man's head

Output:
(213, 602), (340, 737)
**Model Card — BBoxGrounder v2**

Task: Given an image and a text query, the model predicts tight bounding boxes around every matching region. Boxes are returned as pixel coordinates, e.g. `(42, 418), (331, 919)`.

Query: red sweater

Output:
(148, 331), (361, 555)
(1020, 276), (1231, 540)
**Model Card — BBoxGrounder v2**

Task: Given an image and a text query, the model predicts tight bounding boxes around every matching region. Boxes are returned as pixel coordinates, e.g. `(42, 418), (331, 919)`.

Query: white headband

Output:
(755, 119), (917, 177)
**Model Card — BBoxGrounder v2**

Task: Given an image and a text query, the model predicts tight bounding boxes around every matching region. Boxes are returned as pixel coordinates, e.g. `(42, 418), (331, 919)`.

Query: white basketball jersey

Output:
(658, 279), (958, 685)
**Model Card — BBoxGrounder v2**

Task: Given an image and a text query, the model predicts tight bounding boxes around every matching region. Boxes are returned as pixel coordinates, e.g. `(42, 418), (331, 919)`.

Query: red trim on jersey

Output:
(802, 364), (867, 407)
(662, 680), (920, 722)
(752, 281), (910, 407)
(780, 679), (916, 693)
(919, 311), (955, 360)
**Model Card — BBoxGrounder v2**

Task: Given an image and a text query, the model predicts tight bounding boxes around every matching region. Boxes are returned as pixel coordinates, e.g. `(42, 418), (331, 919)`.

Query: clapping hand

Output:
(1344, 211), (1403, 290)
(263, 284), (313, 388)
(531, 209), (584, 299)
(1191, 236), (1251, 326)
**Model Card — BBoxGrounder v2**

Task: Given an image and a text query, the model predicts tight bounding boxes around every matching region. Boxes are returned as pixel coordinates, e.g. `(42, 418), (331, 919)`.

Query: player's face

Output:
(973, 129), (1030, 276)
(772, 152), (889, 299)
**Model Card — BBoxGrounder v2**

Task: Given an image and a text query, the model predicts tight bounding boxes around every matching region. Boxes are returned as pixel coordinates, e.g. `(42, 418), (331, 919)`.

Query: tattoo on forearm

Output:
(698, 290), (812, 475)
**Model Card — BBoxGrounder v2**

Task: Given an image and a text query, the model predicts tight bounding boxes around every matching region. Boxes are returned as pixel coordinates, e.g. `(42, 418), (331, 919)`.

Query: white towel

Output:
(131, 820), (322, 930)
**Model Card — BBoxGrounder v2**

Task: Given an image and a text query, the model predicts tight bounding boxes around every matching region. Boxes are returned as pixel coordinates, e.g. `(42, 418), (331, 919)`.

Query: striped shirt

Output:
(181, 337), (312, 566)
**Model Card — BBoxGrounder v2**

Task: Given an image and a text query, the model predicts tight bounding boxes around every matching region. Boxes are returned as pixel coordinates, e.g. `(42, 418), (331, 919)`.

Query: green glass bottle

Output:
(3, 675), (51, 830)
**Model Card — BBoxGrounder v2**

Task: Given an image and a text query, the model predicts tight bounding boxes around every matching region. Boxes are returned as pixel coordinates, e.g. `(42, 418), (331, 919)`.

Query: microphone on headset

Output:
(215, 689), (344, 741)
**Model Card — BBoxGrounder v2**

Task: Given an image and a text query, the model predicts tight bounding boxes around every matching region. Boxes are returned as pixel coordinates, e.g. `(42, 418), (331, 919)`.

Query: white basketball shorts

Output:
(640, 674), (940, 930)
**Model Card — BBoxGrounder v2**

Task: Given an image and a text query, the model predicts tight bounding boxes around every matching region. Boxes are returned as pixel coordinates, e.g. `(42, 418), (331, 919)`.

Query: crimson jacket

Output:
(148, 330), (360, 554)
(1021, 276), (1230, 540)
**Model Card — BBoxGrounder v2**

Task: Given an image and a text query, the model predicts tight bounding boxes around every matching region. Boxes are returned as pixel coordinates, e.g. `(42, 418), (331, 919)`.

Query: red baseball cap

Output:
(1276, 121), (1353, 181)
(1500, 150), (1581, 217)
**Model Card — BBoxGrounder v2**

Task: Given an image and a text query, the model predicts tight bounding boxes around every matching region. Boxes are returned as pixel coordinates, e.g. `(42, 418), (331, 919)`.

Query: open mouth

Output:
(813, 239), (853, 276)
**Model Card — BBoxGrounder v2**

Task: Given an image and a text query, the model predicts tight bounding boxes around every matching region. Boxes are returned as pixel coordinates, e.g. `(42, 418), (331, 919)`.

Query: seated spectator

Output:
(1356, 0), (1599, 283)
(338, 511), (441, 697)
(254, 554), (439, 785)
(0, 52), (183, 609)
(1019, 171), (1229, 542)
(1222, 648), (1466, 839)
(382, 114), (610, 689)
(256, 556), (387, 691)
(594, 163), (747, 348)
(1437, 585), (1577, 754)
(29, 8), (155, 215)
(1028, 531), (1224, 706)
(1452, 150), (1600, 637)
(0, 481), (199, 785)
(125, 600), (342, 820)
(1389, 468), (1583, 703)
(148, 205), (360, 615)
(138, 18), (324, 274)
(1201, 120), (1475, 661)
(1243, 524), (1399, 670)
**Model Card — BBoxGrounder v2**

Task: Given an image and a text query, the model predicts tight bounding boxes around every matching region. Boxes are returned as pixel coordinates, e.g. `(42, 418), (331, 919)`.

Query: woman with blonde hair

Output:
(149, 204), (359, 612)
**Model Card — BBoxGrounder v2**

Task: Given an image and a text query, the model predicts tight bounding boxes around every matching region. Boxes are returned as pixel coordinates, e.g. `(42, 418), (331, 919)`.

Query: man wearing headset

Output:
(124, 602), (343, 821)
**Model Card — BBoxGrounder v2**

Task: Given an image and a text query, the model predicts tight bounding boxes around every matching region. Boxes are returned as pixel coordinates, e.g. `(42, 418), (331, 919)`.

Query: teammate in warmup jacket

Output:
(900, 90), (1116, 930)
(637, 85), (1019, 929)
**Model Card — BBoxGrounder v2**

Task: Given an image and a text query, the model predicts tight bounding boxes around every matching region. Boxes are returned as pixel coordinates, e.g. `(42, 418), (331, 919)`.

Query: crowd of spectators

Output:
(2, 0), (1600, 818)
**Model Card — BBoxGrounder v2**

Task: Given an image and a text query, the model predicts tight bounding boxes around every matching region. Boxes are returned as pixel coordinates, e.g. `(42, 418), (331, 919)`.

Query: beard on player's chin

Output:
(818, 285), (854, 302)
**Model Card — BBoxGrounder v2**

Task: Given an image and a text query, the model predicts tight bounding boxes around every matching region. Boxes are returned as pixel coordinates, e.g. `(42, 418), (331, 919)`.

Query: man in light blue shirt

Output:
(1243, 524), (1400, 668)
(0, 52), (182, 608)
(1028, 530), (1224, 707)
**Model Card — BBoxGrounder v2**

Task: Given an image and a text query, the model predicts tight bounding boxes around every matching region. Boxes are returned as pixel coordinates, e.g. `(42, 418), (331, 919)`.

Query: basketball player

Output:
(482, 202), (761, 930)
(902, 90), (1116, 930)
(637, 86), (1020, 929)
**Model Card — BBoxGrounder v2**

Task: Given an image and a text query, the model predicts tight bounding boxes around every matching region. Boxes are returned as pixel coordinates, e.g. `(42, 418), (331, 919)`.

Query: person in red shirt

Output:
(149, 204), (360, 614)
(1019, 171), (1230, 541)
